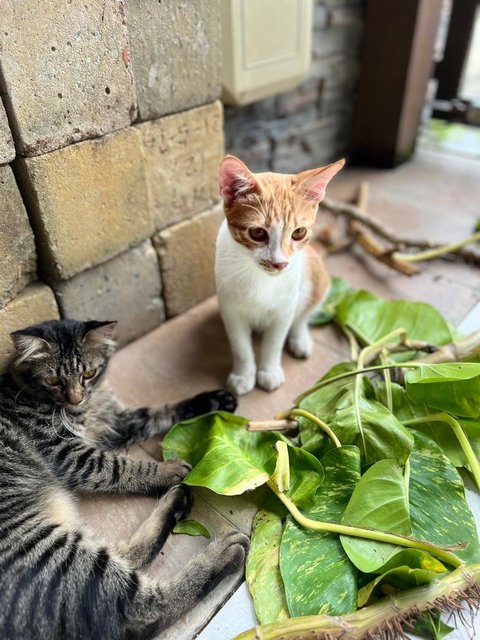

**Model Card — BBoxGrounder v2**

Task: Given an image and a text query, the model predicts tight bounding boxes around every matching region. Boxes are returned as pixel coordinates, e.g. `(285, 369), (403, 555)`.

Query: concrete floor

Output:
(79, 143), (480, 639)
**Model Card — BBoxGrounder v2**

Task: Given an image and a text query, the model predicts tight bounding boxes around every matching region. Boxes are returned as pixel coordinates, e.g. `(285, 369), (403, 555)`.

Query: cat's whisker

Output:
(14, 384), (28, 404)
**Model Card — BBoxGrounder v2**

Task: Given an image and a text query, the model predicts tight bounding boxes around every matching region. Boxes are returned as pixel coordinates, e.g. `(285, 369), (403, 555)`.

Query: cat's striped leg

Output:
(52, 441), (191, 496)
(123, 530), (250, 638)
(116, 485), (192, 570)
(97, 390), (237, 449)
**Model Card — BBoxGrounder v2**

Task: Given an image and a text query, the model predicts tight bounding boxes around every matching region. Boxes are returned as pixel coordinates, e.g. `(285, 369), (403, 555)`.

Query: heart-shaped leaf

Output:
(299, 364), (413, 465)
(336, 291), (453, 347)
(163, 412), (277, 495)
(246, 498), (289, 624)
(279, 446), (361, 617)
(406, 363), (480, 418)
(408, 430), (480, 565)
(340, 459), (410, 573)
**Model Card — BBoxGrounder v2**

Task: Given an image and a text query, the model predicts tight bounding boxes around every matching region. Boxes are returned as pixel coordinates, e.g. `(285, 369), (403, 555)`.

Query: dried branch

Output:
(247, 419), (297, 432)
(320, 196), (480, 267)
(349, 183), (420, 276)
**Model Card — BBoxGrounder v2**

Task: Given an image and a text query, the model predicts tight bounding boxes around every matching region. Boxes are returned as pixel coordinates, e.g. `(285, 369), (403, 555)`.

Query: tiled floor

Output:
(79, 144), (480, 639)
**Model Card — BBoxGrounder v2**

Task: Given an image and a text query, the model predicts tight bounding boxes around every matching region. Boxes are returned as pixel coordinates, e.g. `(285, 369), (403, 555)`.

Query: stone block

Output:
(310, 55), (361, 88)
(0, 165), (37, 307)
(0, 101), (15, 164)
(138, 102), (224, 230)
(56, 240), (165, 347)
(312, 23), (363, 60)
(126, 0), (221, 121)
(275, 78), (322, 117)
(153, 204), (223, 317)
(272, 114), (352, 173)
(0, 282), (59, 374)
(16, 127), (153, 281)
(0, 0), (136, 156)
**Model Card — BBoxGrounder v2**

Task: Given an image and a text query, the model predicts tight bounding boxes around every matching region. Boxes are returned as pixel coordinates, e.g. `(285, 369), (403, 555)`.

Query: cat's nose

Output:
(272, 262), (289, 271)
(66, 387), (84, 405)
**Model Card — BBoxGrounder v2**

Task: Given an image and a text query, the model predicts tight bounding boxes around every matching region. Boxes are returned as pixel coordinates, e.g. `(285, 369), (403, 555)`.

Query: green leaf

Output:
(336, 290), (453, 347)
(309, 276), (354, 326)
(408, 430), (480, 565)
(282, 440), (324, 508)
(358, 566), (446, 607)
(357, 549), (447, 606)
(163, 412), (278, 495)
(406, 363), (480, 418)
(299, 364), (413, 465)
(340, 459), (411, 572)
(279, 446), (361, 617)
(376, 382), (474, 469)
(414, 610), (455, 639)
(246, 499), (289, 624)
(172, 519), (210, 538)
(163, 413), (322, 507)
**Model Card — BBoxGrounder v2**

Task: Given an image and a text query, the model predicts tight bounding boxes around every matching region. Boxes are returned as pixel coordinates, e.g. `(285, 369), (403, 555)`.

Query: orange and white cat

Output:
(215, 155), (344, 395)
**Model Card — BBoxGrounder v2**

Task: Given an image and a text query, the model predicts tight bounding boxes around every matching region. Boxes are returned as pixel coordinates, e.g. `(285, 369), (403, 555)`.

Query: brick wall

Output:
(224, 0), (365, 172)
(0, 0), (223, 371)
(0, 0), (364, 373)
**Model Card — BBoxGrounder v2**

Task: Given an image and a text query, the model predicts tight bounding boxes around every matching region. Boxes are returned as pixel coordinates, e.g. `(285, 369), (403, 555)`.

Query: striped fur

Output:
(0, 319), (245, 640)
(216, 155), (343, 395)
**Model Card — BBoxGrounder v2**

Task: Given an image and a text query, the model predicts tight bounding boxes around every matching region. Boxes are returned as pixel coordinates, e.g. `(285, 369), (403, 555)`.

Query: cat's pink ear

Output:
(219, 155), (260, 206)
(296, 159), (345, 202)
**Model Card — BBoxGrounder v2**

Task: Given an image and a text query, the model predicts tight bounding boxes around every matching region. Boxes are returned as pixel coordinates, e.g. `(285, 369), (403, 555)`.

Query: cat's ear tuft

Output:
(82, 321), (117, 349)
(295, 158), (345, 202)
(10, 331), (51, 364)
(219, 155), (260, 206)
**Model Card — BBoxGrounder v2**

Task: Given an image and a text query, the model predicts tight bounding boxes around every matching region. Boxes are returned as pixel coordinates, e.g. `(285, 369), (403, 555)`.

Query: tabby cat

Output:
(0, 319), (247, 640)
(216, 154), (344, 395)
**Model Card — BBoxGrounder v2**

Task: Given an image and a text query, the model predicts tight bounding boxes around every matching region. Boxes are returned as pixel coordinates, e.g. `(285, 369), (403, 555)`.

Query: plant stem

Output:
(393, 231), (480, 263)
(294, 362), (421, 404)
(404, 457), (411, 507)
(404, 413), (480, 490)
(288, 409), (341, 448)
(233, 563), (480, 640)
(343, 326), (360, 361)
(353, 329), (406, 448)
(267, 481), (463, 568)
(381, 349), (393, 412)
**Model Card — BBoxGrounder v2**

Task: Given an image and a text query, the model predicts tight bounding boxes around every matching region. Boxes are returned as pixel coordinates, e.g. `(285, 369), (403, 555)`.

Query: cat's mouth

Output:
(259, 260), (288, 275)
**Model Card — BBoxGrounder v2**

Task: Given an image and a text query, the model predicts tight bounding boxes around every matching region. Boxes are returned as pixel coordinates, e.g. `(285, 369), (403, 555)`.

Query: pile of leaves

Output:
(164, 279), (480, 639)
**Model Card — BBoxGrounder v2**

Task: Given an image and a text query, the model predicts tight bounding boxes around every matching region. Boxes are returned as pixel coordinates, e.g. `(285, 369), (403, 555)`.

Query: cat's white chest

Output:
(215, 221), (301, 330)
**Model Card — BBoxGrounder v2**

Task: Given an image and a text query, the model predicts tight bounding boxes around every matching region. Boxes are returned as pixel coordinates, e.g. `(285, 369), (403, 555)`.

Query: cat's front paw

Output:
(227, 372), (255, 396)
(288, 332), (314, 359)
(157, 459), (192, 491)
(185, 389), (238, 416)
(257, 367), (285, 391)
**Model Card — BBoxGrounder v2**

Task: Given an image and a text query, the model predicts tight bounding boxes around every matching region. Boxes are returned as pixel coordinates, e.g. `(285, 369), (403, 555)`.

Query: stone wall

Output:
(224, 0), (365, 172)
(0, 0), (223, 371)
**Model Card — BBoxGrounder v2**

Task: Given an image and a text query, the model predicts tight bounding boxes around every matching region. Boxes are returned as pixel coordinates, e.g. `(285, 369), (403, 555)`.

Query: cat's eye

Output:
(292, 227), (307, 241)
(83, 369), (96, 380)
(46, 376), (60, 386)
(248, 227), (268, 242)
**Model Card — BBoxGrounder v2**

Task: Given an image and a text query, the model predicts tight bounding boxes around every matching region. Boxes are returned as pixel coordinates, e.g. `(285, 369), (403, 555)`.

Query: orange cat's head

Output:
(219, 155), (344, 274)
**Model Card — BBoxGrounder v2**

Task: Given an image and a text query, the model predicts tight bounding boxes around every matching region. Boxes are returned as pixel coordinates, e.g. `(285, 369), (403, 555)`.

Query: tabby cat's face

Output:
(10, 319), (117, 412)
(219, 155), (344, 274)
